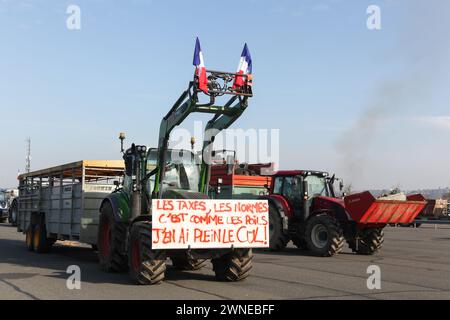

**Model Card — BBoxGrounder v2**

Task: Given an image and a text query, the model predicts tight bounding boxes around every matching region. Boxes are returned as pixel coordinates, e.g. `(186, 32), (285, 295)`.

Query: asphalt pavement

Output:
(1, 222), (450, 300)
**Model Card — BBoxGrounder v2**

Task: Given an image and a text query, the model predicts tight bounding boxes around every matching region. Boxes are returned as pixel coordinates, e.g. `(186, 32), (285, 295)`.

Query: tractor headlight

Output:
(136, 145), (147, 153)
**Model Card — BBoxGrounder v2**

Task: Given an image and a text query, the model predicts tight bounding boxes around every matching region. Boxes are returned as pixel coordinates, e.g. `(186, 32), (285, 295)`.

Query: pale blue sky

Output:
(1, 0), (449, 190)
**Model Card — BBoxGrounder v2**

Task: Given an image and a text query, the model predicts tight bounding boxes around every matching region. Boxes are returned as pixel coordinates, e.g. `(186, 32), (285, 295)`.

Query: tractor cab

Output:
(270, 170), (337, 218)
(146, 148), (201, 194)
(122, 144), (202, 202)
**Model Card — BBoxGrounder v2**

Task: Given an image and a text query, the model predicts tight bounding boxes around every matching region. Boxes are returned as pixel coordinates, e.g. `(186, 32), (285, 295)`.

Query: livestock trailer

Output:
(16, 160), (124, 247)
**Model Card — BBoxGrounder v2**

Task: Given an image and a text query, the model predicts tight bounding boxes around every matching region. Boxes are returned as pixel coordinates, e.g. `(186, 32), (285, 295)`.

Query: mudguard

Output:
(100, 191), (130, 222)
(312, 196), (348, 222)
(259, 195), (290, 231)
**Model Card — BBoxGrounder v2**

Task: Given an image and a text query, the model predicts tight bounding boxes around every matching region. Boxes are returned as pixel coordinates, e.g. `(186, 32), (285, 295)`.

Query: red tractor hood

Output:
(315, 196), (345, 207)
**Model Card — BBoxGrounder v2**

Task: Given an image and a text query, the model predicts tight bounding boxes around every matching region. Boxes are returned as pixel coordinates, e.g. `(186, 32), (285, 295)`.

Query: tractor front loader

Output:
(97, 67), (254, 284)
(262, 170), (426, 256)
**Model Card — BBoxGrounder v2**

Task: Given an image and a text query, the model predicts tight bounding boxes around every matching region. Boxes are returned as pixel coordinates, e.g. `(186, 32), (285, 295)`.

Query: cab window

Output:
(273, 177), (283, 194)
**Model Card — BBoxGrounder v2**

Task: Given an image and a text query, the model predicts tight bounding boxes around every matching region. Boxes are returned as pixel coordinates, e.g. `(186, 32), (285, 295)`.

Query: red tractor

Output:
(261, 170), (426, 256)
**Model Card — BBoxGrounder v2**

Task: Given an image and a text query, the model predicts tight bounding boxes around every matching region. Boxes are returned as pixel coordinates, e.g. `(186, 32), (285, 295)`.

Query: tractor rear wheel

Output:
(268, 204), (289, 251)
(348, 228), (384, 255)
(305, 214), (344, 257)
(171, 256), (207, 271)
(128, 221), (166, 285)
(212, 249), (253, 281)
(97, 203), (128, 272)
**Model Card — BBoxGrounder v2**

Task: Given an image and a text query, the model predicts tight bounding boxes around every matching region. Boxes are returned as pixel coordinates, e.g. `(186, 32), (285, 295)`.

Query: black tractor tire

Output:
(291, 224), (308, 250)
(97, 202), (128, 272)
(128, 221), (166, 285)
(33, 223), (53, 253)
(171, 256), (207, 271)
(291, 234), (308, 250)
(268, 203), (289, 251)
(25, 224), (34, 251)
(305, 214), (344, 257)
(212, 249), (253, 282)
(348, 228), (384, 255)
(9, 200), (18, 226)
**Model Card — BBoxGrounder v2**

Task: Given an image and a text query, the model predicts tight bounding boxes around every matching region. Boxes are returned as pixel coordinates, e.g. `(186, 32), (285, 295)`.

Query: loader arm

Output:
(153, 71), (251, 198)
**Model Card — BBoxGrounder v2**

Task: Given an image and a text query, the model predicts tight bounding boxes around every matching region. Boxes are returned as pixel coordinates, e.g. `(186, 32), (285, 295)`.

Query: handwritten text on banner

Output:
(151, 199), (270, 249)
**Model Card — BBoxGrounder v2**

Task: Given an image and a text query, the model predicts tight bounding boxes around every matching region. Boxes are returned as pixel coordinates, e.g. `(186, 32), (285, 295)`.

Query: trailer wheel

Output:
(9, 200), (18, 226)
(305, 214), (344, 257)
(97, 203), (128, 272)
(171, 256), (207, 271)
(268, 203), (289, 251)
(348, 228), (384, 255)
(33, 223), (52, 253)
(128, 221), (166, 285)
(25, 225), (34, 251)
(212, 249), (253, 281)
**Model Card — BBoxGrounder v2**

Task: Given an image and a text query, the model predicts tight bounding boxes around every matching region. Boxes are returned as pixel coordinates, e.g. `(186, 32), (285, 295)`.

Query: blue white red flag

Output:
(193, 37), (208, 93)
(233, 43), (252, 89)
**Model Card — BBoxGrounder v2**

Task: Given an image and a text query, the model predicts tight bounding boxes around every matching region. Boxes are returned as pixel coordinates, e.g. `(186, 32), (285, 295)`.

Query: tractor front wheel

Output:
(97, 203), (128, 272)
(348, 228), (384, 255)
(268, 204), (289, 251)
(128, 221), (166, 285)
(305, 215), (344, 257)
(212, 249), (253, 281)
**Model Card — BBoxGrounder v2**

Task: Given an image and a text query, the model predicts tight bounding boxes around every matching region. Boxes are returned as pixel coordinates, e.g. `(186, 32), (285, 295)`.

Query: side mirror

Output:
(339, 181), (344, 191)
(124, 155), (134, 176)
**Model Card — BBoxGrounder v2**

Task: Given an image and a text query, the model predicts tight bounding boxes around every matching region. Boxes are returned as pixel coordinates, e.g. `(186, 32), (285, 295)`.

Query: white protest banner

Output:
(151, 199), (269, 249)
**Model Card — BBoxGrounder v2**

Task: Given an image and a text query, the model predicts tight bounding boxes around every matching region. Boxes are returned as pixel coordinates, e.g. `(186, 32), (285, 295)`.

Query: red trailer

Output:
(404, 194), (449, 225)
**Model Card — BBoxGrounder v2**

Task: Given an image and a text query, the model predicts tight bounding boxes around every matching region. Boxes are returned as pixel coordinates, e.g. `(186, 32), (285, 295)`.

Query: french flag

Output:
(233, 43), (252, 89)
(192, 37), (208, 93)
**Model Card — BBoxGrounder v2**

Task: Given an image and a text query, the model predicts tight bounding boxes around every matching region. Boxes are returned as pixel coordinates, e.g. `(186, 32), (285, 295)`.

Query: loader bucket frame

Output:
(153, 70), (253, 199)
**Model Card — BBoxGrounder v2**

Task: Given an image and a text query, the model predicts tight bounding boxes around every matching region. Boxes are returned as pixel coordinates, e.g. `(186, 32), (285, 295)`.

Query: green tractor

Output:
(97, 69), (254, 284)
